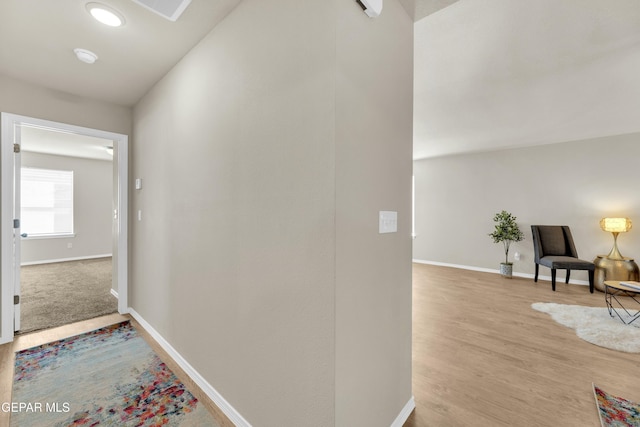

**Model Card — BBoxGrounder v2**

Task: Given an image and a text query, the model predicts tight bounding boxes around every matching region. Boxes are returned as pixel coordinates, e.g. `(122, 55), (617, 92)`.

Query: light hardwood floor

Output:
(405, 263), (640, 427)
(2, 264), (638, 427)
(0, 313), (233, 427)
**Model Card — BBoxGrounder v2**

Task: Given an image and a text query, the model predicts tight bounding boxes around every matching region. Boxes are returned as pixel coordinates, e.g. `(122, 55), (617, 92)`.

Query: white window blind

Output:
(21, 167), (74, 237)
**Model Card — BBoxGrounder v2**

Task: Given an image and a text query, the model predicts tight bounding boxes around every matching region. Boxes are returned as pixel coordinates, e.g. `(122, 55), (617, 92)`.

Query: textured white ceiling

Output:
(397, 0), (460, 21)
(413, 0), (640, 159)
(0, 0), (452, 110)
(5, 0), (635, 160)
(0, 0), (241, 106)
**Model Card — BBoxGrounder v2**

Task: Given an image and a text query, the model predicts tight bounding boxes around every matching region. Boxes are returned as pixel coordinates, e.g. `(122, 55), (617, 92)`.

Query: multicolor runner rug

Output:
(594, 384), (640, 427)
(11, 321), (219, 426)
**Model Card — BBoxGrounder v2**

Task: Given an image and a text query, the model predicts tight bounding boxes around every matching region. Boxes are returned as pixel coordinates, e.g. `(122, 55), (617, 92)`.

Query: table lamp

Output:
(600, 217), (632, 260)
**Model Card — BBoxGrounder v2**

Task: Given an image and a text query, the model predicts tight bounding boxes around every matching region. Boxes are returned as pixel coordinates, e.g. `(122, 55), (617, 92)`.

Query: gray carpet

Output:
(18, 257), (118, 334)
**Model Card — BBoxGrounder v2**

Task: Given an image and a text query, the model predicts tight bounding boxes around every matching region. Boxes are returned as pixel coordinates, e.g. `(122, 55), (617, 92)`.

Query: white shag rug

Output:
(532, 302), (640, 353)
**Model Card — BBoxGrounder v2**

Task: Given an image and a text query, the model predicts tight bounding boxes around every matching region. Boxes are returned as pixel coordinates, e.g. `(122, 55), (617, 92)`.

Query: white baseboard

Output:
(391, 396), (415, 427)
(412, 258), (590, 286)
(128, 308), (252, 427)
(110, 288), (118, 299)
(21, 254), (112, 266)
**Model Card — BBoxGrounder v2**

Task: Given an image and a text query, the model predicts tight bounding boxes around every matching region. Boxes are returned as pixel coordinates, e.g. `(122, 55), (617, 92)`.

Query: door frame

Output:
(0, 113), (129, 344)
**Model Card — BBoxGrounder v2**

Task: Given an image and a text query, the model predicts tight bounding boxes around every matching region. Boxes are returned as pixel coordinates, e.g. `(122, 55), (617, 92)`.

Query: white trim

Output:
(128, 308), (412, 427)
(413, 258), (497, 274)
(110, 288), (118, 299)
(20, 254), (112, 266)
(412, 259), (590, 286)
(1, 113), (14, 344)
(391, 396), (415, 427)
(21, 233), (76, 240)
(115, 137), (128, 315)
(0, 113), (128, 344)
(129, 308), (252, 427)
(411, 175), (415, 238)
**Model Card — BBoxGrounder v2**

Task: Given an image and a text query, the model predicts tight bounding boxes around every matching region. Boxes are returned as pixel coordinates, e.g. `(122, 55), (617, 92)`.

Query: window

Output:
(21, 167), (74, 237)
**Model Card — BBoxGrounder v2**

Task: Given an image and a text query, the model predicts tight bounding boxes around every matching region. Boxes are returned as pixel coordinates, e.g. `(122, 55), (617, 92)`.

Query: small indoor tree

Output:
(489, 210), (524, 277)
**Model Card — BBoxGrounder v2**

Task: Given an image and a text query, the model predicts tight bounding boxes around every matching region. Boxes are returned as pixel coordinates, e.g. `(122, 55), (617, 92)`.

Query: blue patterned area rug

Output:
(11, 321), (219, 426)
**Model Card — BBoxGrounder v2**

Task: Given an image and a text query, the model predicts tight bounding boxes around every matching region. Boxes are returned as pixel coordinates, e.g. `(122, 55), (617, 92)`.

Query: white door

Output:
(12, 125), (22, 332)
(1, 113), (129, 344)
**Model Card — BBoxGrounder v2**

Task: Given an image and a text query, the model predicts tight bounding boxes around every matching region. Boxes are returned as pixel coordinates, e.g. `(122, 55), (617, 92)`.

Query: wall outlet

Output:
(67, 243), (73, 249)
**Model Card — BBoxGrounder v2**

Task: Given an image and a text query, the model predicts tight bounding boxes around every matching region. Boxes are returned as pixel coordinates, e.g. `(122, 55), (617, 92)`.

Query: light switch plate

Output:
(379, 211), (397, 233)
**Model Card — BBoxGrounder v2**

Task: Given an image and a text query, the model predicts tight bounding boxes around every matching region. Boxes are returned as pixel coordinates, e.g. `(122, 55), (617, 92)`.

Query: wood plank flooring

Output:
(0, 313), (233, 427)
(3, 263), (638, 426)
(405, 263), (640, 427)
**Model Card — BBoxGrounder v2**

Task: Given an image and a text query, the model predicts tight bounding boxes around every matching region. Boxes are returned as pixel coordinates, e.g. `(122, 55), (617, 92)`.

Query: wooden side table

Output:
(594, 255), (640, 292)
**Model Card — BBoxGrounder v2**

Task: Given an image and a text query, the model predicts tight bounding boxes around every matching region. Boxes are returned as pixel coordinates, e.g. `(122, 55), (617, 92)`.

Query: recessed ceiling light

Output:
(86, 2), (125, 27)
(74, 48), (98, 64)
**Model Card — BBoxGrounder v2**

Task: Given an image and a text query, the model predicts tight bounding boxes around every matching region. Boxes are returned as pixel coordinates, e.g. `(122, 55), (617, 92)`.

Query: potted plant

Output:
(489, 210), (524, 278)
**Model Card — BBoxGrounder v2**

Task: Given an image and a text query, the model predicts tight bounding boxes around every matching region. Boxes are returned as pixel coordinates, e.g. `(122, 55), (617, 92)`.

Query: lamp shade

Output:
(600, 217), (632, 233)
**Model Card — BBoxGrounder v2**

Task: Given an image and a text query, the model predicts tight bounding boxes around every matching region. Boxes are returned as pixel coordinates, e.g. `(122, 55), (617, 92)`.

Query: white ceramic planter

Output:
(500, 262), (513, 278)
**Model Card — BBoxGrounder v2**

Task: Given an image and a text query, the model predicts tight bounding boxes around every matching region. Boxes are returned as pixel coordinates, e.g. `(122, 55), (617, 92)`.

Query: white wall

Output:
(0, 74), (132, 135)
(335, 1), (413, 426)
(20, 152), (113, 264)
(413, 132), (640, 282)
(132, 1), (413, 426)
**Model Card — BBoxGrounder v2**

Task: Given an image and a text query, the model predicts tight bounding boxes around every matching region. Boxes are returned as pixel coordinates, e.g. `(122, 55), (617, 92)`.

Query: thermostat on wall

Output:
(356, 0), (382, 18)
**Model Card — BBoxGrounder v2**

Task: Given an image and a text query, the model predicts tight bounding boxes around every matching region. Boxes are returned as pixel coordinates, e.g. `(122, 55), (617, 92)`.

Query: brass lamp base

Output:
(594, 255), (640, 292)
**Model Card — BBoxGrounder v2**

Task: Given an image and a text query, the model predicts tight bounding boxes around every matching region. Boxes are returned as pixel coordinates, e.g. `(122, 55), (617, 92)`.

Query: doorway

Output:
(1, 113), (128, 344)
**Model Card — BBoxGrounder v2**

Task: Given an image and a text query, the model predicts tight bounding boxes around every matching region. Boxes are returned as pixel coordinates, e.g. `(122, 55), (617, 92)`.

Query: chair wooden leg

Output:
(534, 264), (539, 282)
(551, 269), (557, 291)
(565, 270), (571, 284)
(589, 270), (594, 293)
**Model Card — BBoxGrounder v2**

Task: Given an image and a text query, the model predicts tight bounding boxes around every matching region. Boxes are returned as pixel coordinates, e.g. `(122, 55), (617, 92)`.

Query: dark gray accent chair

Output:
(531, 225), (595, 293)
